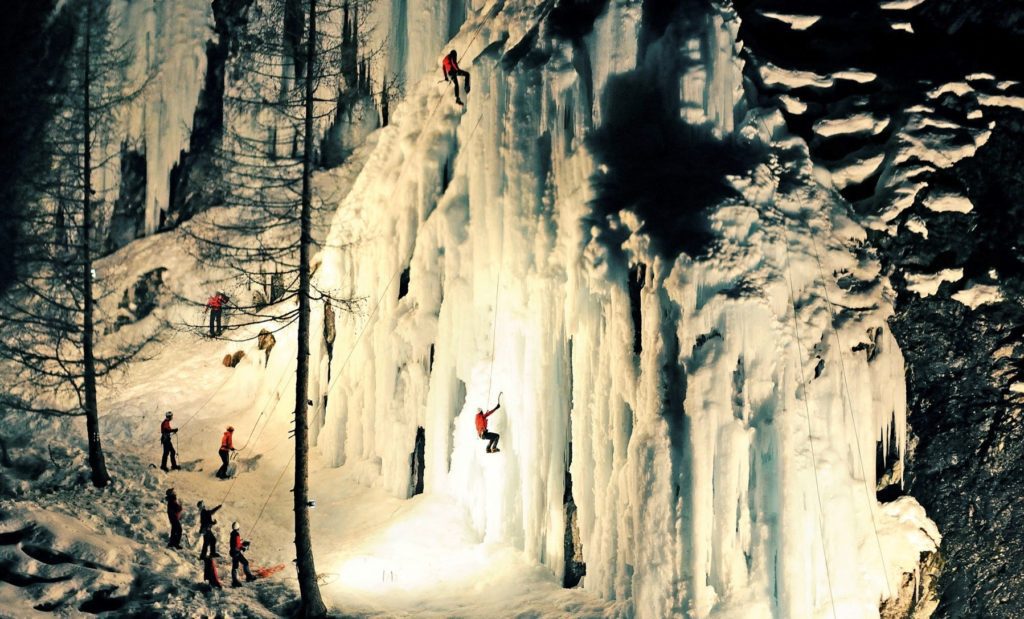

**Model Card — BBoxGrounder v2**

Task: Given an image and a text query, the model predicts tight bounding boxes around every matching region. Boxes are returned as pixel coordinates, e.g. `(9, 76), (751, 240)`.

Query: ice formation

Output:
(27, 0), (943, 616)
(306, 1), (938, 617)
(84, 0), (214, 234)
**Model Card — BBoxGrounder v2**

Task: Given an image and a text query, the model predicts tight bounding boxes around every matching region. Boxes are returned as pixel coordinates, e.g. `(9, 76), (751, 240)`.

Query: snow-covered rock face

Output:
(312, 1), (938, 616)
(733, 2), (1024, 616)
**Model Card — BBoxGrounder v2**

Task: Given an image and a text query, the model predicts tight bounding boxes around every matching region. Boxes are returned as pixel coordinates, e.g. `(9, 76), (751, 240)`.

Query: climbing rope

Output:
(323, 111), (488, 400)
(219, 366), (293, 503)
(177, 369), (238, 430)
(237, 100), (491, 551)
(248, 452), (296, 538)
(781, 225), (839, 619)
(754, 110), (891, 602)
(806, 232), (895, 599)
(238, 3), (508, 544)
(485, 167), (504, 403)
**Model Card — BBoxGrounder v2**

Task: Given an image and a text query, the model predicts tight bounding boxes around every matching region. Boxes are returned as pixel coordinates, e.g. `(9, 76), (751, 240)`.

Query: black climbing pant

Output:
(161, 439), (178, 470)
(231, 550), (254, 584)
(168, 518), (182, 548)
(209, 308), (222, 337)
(200, 528), (218, 558)
(449, 69), (470, 101)
(217, 449), (230, 478)
(481, 431), (499, 452)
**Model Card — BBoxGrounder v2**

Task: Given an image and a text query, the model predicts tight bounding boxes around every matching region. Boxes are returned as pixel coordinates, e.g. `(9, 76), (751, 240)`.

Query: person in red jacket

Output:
(160, 411), (180, 472)
(475, 402), (501, 453)
(166, 488), (184, 549)
(217, 426), (236, 479)
(442, 50), (470, 105)
(204, 291), (229, 337)
(229, 522), (256, 586)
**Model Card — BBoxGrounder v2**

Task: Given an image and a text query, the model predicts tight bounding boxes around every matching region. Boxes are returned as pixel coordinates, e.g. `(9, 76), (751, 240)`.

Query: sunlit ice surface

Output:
(306, 467), (612, 617)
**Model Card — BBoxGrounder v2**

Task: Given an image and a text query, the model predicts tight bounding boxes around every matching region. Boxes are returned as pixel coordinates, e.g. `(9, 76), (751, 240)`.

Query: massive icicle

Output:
(313, 1), (938, 617)
(88, 0), (213, 235)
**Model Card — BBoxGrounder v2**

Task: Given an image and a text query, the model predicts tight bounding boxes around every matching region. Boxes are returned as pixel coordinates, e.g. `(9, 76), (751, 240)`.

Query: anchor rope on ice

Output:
(178, 370), (237, 430)
(322, 109), (487, 402)
(485, 143), (504, 404)
(780, 224), (840, 619)
(806, 231), (895, 600)
(229, 8), (499, 547)
(758, 110), (893, 603)
(249, 452), (296, 539)
(219, 365), (293, 504)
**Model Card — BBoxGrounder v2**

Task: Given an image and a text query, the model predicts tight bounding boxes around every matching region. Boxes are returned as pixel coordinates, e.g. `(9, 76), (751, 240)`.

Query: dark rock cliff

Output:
(735, 0), (1024, 615)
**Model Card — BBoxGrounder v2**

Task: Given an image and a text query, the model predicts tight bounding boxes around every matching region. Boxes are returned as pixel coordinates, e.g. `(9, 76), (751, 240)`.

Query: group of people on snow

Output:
(165, 489), (256, 589)
(163, 266), (504, 591)
(161, 411), (251, 589)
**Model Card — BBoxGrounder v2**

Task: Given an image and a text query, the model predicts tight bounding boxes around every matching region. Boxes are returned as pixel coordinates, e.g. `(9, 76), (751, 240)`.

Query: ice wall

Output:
(90, 0), (213, 234)
(313, 1), (938, 617)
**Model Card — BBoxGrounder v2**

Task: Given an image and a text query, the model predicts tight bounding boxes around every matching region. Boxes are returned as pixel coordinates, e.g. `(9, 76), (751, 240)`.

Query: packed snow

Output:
(977, 94), (1024, 110)
(833, 70), (878, 84)
(778, 94), (808, 115)
(759, 12), (821, 30)
(923, 193), (973, 214)
(952, 284), (1003, 310)
(879, 0), (927, 9)
(759, 63), (834, 89)
(827, 152), (886, 190)
(813, 113), (889, 138)
(904, 269), (963, 297)
(903, 216), (928, 239)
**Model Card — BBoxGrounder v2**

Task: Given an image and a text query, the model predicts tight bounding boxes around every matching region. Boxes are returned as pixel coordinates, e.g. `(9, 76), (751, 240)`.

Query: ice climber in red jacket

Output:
(475, 402), (501, 453)
(442, 50), (471, 105)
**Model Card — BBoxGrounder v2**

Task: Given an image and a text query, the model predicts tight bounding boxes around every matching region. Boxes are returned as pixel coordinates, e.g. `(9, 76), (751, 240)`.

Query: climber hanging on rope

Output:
(442, 50), (470, 106)
(475, 395), (502, 453)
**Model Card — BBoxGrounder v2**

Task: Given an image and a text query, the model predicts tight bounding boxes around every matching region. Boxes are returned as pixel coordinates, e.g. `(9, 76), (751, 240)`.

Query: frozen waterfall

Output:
(310, 1), (938, 617)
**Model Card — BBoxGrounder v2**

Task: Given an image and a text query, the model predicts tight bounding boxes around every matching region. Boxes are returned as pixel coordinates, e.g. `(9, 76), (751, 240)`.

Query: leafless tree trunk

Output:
(81, 0), (110, 488)
(293, 0), (327, 615)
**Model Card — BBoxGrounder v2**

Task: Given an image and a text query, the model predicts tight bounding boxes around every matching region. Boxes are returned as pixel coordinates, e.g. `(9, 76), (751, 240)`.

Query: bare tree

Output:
(0, 0), (153, 488)
(179, 0), (390, 614)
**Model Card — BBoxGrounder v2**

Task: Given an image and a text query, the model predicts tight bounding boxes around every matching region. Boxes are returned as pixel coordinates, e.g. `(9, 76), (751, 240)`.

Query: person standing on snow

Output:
(442, 50), (470, 105)
(229, 522), (257, 586)
(166, 488), (184, 549)
(217, 426), (236, 479)
(160, 411), (180, 471)
(475, 402), (502, 453)
(197, 500), (222, 559)
(204, 291), (229, 337)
